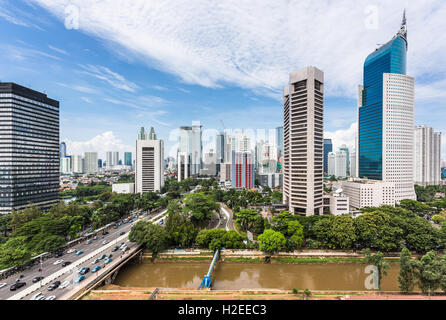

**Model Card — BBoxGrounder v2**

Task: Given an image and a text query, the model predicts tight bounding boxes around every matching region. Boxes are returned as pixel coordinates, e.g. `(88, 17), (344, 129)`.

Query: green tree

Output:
(9, 205), (42, 231)
(363, 249), (389, 291)
(313, 215), (356, 249)
(235, 208), (259, 231)
(398, 247), (416, 292)
(258, 229), (286, 255)
(183, 193), (220, 225)
(414, 251), (442, 295)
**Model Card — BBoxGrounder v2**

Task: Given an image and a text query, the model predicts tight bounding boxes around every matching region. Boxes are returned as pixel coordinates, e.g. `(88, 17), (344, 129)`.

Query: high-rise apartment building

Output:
(60, 157), (71, 174)
(357, 12), (416, 202)
(276, 126), (284, 161)
(283, 67), (324, 216)
(178, 122), (202, 176)
(335, 151), (347, 178)
(323, 139), (333, 174)
(124, 152), (133, 166)
(414, 126), (441, 186)
(0, 83), (60, 214)
(216, 133), (225, 174)
(328, 152), (336, 176)
(350, 150), (357, 178)
(135, 127), (164, 193)
(106, 152), (113, 168)
(84, 152), (98, 173)
(73, 155), (84, 174)
(339, 144), (350, 175)
(113, 152), (119, 167)
(231, 151), (254, 189)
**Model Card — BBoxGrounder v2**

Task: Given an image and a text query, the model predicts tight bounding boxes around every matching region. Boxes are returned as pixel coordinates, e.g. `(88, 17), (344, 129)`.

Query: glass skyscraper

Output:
(323, 139), (333, 174)
(358, 11), (416, 201)
(124, 152), (132, 166)
(358, 13), (408, 180)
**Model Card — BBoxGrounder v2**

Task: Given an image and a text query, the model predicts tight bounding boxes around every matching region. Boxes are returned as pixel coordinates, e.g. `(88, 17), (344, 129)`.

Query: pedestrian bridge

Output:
(198, 249), (220, 290)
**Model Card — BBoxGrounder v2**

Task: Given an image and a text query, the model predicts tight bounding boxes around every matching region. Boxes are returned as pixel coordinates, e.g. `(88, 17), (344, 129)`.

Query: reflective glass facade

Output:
(358, 36), (407, 180)
(0, 83), (60, 214)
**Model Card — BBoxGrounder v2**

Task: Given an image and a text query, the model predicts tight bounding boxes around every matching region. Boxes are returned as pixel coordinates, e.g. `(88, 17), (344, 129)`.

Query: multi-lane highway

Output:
(0, 209), (167, 300)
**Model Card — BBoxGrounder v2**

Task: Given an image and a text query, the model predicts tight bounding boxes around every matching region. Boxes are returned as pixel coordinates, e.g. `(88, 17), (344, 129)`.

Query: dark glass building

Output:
(358, 13), (408, 180)
(0, 83), (60, 215)
(323, 139), (333, 174)
(124, 152), (132, 166)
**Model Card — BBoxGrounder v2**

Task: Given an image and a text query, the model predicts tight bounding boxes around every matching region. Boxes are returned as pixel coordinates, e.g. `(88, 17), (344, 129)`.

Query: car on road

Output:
(79, 267), (90, 275)
(67, 249), (76, 254)
(86, 240), (92, 245)
(30, 292), (43, 300)
(36, 295), (46, 300)
(0, 283), (7, 289)
(75, 250), (84, 255)
(78, 267), (88, 274)
(104, 258), (112, 264)
(92, 259), (101, 265)
(128, 219), (133, 223)
(32, 276), (44, 283)
(102, 240), (108, 245)
(120, 232), (126, 236)
(62, 261), (72, 267)
(159, 220), (164, 225)
(53, 260), (64, 265)
(48, 281), (61, 291)
(102, 231), (109, 236)
(46, 296), (56, 300)
(93, 236), (98, 240)
(111, 246), (119, 252)
(75, 275), (85, 283)
(59, 281), (70, 289)
(10, 282), (26, 291)
(91, 266), (101, 273)
(122, 246), (130, 252)
(55, 252), (63, 258)
(98, 254), (107, 260)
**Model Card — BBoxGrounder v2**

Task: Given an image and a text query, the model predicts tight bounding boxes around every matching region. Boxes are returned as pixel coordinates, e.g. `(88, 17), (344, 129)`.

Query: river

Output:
(113, 262), (401, 291)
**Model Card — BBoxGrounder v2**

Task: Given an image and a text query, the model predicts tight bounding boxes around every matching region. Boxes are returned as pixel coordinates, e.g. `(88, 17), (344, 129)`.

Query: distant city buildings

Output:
(200, 150), (217, 176)
(73, 155), (84, 174)
(283, 66), (324, 216)
(341, 179), (396, 209)
(124, 152), (133, 167)
(177, 152), (190, 181)
(84, 152), (99, 174)
(0, 82), (60, 214)
(135, 127), (164, 193)
(414, 125), (442, 186)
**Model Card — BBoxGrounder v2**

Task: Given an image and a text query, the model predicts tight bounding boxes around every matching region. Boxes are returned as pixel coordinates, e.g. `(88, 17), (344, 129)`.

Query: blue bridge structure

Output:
(198, 249), (220, 289)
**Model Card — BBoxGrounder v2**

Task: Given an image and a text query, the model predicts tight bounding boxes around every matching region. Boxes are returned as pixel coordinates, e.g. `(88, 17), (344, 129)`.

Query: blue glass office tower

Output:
(323, 139), (333, 174)
(358, 12), (408, 180)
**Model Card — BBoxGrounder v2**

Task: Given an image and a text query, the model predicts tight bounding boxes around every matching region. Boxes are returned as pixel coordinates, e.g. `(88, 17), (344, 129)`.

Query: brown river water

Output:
(113, 262), (401, 291)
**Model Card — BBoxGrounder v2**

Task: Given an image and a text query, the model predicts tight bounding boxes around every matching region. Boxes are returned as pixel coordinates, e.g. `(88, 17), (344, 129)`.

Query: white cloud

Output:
(80, 96), (92, 103)
(63, 131), (133, 159)
(48, 44), (69, 55)
(78, 64), (139, 92)
(31, 0), (446, 99)
(325, 122), (357, 151)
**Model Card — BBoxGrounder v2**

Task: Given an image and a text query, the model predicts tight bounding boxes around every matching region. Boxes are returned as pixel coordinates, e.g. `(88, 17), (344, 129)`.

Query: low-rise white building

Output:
(341, 179), (395, 209)
(112, 183), (135, 194)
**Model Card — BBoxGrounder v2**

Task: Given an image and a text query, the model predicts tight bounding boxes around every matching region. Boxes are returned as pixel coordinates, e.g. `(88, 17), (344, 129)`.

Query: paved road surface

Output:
(0, 209), (167, 300)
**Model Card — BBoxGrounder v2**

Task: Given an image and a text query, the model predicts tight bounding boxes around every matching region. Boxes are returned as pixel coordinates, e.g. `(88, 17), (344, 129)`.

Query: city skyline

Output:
(1, 1), (446, 160)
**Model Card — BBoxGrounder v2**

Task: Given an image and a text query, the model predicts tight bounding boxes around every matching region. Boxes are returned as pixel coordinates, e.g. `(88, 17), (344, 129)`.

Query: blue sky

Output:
(1, 0), (445, 159)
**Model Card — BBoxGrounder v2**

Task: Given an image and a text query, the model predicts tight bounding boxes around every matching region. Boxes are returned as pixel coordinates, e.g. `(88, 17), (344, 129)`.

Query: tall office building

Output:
(200, 150), (217, 176)
(84, 152), (98, 173)
(339, 144), (350, 175)
(350, 150), (357, 178)
(276, 126), (284, 161)
(357, 11), (416, 202)
(73, 155), (84, 174)
(135, 127), (164, 193)
(328, 152), (336, 176)
(335, 151), (347, 178)
(113, 152), (119, 167)
(323, 139), (333, 174)
(138, 127), (147, 140)
(0, 83), (59, 214)
(98, 159), (102, 169)
(124, 152), (133, 167)
(216, 133), (225, 174)
(148, 127), (157, 140)
(60, 157), (72, 174)
(106, 152), (113, 168)
(178, 122), (202, 176)
(59, 142), (67, 159)
(414, 126), (441, 186)
(177, 152), (190, 181)
(231, 151), (254, 189)
(283, 67), (324, 216)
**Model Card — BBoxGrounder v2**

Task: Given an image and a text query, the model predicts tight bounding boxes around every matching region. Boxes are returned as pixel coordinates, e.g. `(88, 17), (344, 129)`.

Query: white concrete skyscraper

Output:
(414, 126), (441, 186)
(136, 127), (164, 193)
(84, 152), (98, 174)
(283, 66), (324, 216)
